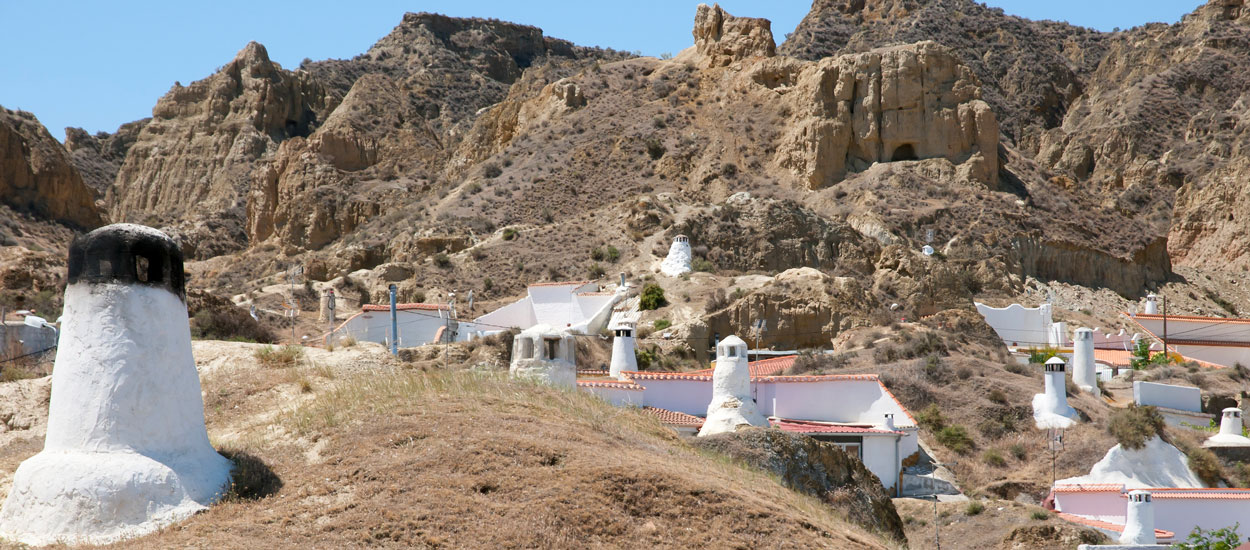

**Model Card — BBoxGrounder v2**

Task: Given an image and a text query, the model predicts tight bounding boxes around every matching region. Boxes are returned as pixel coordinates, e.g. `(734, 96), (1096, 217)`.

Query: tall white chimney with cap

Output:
(699, 335), (767, 437)
(1204, 408), (1250, 447)
(1120, 490), (1156, 545)
(0, 224), (232, 546)
(608, 320), (637, 380)
(1144, 293), (1159, 315)
(1033, 356), (1077, 429)
(1072, 327), (1098, 395)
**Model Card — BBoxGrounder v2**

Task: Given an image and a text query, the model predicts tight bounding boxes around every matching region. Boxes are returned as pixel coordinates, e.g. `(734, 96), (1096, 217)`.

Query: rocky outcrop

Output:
(1013, 236), (1171, 298)
(693, 3), (776, 67)
(704, 268), (879, 349)
(0, 107), (104, 229)
(774, 41), (999, 189)
(692, 428), (907, 544)
(110, 42), (334, 258)
(64, 118), (149, 197)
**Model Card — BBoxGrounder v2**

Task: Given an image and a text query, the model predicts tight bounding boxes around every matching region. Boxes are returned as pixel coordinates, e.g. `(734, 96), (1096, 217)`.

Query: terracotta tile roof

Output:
(1167, 338), (1250, 348)
(691, 355), (798, 377)
(577, 291), (615, 296)
(576, 379), (644, 390)
(1093, 349), (1134, 368)
(642, 407), (704, 427)
(1143, 488), (1250, 500)
(771, 418), (902, 435)
(577, 369), (610, 376)
(1051, 483), (1125, 493)
(1055, 513), (1174, 540)
(1133, 313), (1250, 325)
(361, 303), (448, 312)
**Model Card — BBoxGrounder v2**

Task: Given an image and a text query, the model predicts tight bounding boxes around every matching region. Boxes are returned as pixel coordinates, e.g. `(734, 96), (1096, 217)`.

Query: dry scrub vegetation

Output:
(52, 343), (901, 549)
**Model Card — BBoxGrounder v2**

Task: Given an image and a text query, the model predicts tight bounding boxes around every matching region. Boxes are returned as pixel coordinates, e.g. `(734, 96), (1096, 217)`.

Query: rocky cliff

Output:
(0, 107), (103, 229)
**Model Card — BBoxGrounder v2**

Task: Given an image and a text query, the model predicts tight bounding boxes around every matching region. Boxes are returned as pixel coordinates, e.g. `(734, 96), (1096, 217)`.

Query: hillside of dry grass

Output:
(0, 341), (898, 549)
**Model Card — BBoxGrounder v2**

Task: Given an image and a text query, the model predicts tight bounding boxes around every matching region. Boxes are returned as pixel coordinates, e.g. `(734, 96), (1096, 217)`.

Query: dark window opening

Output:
(98, 259), (112, 277)
(544, 338), (560, 361)
(891, 144), (917, 161)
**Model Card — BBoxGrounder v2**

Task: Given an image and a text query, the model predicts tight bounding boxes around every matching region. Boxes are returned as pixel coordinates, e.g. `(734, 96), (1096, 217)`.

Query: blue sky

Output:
(0, 1), (1203, 139)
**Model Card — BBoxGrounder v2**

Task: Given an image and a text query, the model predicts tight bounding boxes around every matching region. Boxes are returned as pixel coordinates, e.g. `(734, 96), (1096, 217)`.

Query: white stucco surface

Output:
(1120, 491), (1155, 545)
(699, 336), (766, 436)
(1058, 437), (1202, 489)
(1072, 328), (1098, 394)
(659, 238), (692, 277)
(1033, 366), (1077, 429)
(608, 322), (637, 380)
(509, 325), (576, 387)
(1133, 381), (1201, 413)
(975, 302), (1055, 347)
(0, 283), (231, 546)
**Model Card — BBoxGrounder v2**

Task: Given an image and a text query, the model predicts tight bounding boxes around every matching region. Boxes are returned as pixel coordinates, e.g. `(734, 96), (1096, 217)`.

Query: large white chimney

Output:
(1032, 356), (1077, 429)
(698, 335), (767, 437)
(1072, 328), (1098, 395)
(1043, 356), (1069, 409)
(1144, 293), (1159, 315)
(608, 320), (637, 380)
(1204, 408), (1250, 448)
(1120, 490), (1156, 545)
(0, 224), (232, 546)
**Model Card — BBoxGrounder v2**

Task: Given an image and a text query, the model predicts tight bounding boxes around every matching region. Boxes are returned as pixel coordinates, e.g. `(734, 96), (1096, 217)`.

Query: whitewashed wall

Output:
(337, 310), (447, 347)
(1133, 381), (1202, 413)
(975, 302), (1054, 347)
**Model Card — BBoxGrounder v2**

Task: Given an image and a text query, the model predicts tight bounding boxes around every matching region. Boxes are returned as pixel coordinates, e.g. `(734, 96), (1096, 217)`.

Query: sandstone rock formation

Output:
(704, 268), (878, 349)
(693, 3), (777, 67)
(773, 41), (998, 188)
(109, 42), (334, 257)
(64, 119), (149, 197)
(0, 107), (104, 229)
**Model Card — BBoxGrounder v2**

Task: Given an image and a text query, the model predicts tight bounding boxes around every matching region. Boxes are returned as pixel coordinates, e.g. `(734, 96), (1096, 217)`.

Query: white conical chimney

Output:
(0, 224), (232, 546)
(1220, 407), (1244, 437)
(660, 235), (693, 277)
(698, 335), (767, 437)
(609, 320), (637, 380)
(1120, 490), (1156, 545)
(1144, 294), (1159, 315)
(1072, 328), (1098, 395)
(1044, 356), (1069, 409)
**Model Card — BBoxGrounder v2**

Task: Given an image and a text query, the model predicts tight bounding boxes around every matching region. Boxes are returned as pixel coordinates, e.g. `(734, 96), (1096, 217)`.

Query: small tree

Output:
(640, 283), (667, 310)
(1174, 523), (1242, 550)
(1108, 404), (1166, 450)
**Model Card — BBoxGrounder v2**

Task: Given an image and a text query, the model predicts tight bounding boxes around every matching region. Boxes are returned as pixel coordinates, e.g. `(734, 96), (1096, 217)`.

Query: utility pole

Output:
(445, 291), (456, 370)
(326, 289), (336, 344)
(1161, 294), (1168, 362)
(389, 284), (398, 356)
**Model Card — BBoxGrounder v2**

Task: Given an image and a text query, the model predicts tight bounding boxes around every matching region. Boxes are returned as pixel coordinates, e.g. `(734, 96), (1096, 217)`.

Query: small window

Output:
(545, 338), (560, 361)
(726, 346), (737, 358)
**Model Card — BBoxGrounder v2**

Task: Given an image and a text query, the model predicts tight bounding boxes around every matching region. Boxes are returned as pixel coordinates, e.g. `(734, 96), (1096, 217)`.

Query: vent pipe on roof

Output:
(883, 413), (895, 432)
(1144, 294), (1159, 315)
(1072, 328), (1098, 396)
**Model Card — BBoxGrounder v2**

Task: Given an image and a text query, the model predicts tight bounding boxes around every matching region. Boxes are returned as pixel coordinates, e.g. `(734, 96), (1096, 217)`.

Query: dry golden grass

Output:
(90, 366), (897, 549)
(252, 344), (304, 368)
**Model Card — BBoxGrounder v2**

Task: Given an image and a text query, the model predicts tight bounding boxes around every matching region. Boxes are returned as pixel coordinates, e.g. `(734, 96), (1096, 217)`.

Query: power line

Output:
(0, 345), (56, 365)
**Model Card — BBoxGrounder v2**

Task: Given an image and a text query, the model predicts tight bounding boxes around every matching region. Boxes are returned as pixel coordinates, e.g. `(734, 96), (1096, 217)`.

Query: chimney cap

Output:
(68, 223), (185, 300)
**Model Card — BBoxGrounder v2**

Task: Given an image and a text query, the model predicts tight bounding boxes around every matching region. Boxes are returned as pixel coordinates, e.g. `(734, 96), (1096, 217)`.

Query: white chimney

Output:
(1048, 321), (1068, 347)
(1120, 490), (1156, 545)
(1220, 408), (1244, 437)
(1072, 328), (1098, 395)
(883, 413), (896, 431)
(1044, 356), (1069, 409)
(0, 224), (232, 546)
(609, 321), (637, 380)
(699, 335), (767, 437)
(1144, 294), (1159, 315)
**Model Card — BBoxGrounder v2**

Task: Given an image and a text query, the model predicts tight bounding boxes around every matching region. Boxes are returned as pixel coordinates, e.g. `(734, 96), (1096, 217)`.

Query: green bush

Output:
(590, 248), (606, 261)
(1108, 404), (1165, 450)
(640, 283), (667, 310)
(982, 449), (1006, 467)
(691, 258), (714, 272)
(965, 501), (984, 516)
(254, 345), (304, 368)
(653, 319), (672, 330)
(1174, 523), (1242, 550)
(937, 425), (974, 455)
(917, 403), (946, 431)
(1028, 347), (1060, 364)
(588, 263), (606, 278)
(1009, 443), (1027, 461)
(605, 245), (620, 262)
(502, 228), (518, 241)
(1030, 510), (1050, 520)
(636, 347), (657, 370)
(1184, 445), (1225, 487)
(434, 253), (451, 268)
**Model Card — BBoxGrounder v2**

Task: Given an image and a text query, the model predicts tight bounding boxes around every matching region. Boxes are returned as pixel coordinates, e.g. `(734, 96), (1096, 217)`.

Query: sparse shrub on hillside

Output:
(720, 162), (738, 178)
(1108, 404), (1166, 450)
(938, 425), (974, 455)
(692, 258), (714, 272)
(465, 182), (482, 194)
(434, 253), (451, 268)
(482, 163), (502, 179)
(917, 404), (946, 431)
(1028, 347), (1060, 364)
(1030, 510), (1050, 520)
(254, 345), (303, 368)
(590, 248), (606, 261)
(1004, 361), (1027, 375)
(705, 289), (728, 312)
(1182, 444), (1224, 487)
(191, 309), (277, 344)
(645, 137), (665, 160)
(640, 283), (667, 310)
(588, 263), (606, 279)
(605, 245), (620, 262)
(965, 501), (984, 516)
(502, 228), (518, 241)
(785, 352), (853, 375)
(982, 449), (1006, 467)
(988, 388), (1008, 404)
(1009, 443), (1027, 460)
(636, 346), (657, 370)
(653, 319), (671, 330)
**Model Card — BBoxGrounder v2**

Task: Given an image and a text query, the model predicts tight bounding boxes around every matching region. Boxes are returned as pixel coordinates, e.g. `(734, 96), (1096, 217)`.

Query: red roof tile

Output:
(1055, 513), (1174, 540)
(577, 379), (644, 390)
(528, 280), (592, 288)
(1133, 313), (1250, 325)
(691, 355), (798, 377)
(642, 407), (704, 427)
(1143, 488), (1250, 500)
(361, 303), (448, 312)
(1052, 483), (1125, 493)
(770, 419), (901, 435)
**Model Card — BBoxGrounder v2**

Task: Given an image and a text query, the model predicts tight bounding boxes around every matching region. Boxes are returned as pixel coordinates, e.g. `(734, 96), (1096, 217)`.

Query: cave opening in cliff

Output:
(891, 144), (918, 161)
